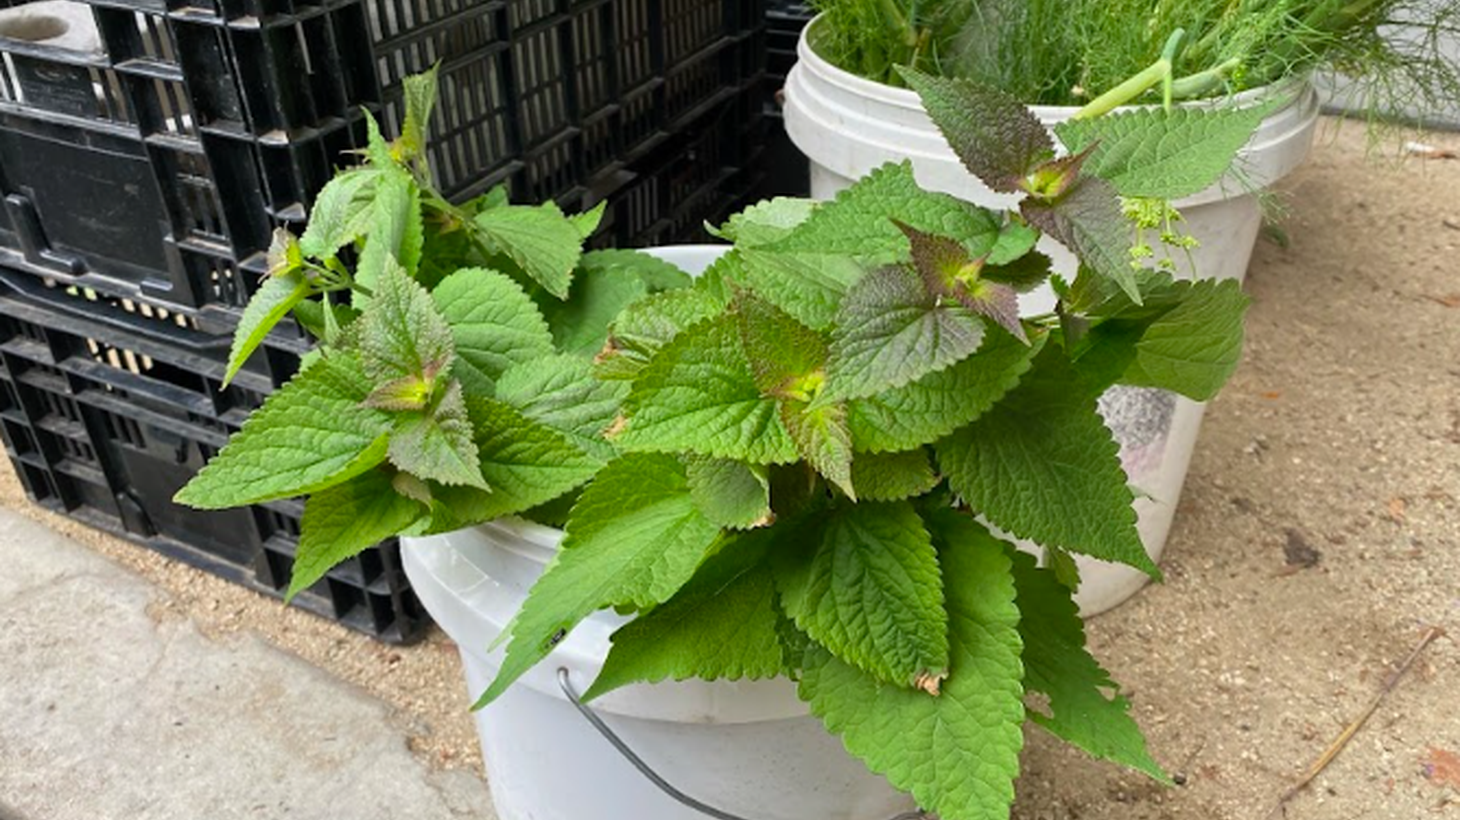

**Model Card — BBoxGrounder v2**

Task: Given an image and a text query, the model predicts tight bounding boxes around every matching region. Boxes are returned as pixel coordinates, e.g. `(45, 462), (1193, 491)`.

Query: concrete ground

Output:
(0, 117), (1456, 820)
(0, 511), (494, 820)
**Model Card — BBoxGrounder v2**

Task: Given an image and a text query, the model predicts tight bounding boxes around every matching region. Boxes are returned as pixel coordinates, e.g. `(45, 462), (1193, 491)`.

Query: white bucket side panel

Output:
(403, 518), (915, 820)
(464, 659), (913, 820)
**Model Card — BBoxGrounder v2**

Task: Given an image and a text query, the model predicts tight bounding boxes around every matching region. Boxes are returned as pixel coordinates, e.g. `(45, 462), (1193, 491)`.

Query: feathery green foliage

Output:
(810, 0), (1460, 121)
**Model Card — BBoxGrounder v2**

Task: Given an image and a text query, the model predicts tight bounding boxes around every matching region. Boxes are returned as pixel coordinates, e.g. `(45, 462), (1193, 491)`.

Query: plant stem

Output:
(1073, 29), (1185, 119)
(1171, 57), (1243, 99)
(877, 0), (912, 46)
(1072, 61), (1167, 119)
(1159, 29), (1187, 111)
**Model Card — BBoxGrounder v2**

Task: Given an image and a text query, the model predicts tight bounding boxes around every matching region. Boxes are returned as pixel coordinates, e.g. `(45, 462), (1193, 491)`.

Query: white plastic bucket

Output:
(783, 21), (1319, 615)
(0, 2), (101, 54)
(403, 522), (914, 820)
(403, 246), (914, 820)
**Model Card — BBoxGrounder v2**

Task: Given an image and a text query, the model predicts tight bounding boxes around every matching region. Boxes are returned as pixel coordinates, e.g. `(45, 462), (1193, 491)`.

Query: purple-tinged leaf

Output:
(900, 68), (1055, 193)
(1021, 177), (1143, 304)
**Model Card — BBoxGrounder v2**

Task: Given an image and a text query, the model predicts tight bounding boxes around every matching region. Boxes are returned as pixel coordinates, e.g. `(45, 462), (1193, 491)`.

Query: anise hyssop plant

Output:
(177, 68), (1262, 820)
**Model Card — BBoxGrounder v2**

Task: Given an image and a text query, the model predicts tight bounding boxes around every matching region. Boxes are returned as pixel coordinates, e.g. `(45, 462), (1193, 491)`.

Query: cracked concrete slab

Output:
(0, 510), (496, 820)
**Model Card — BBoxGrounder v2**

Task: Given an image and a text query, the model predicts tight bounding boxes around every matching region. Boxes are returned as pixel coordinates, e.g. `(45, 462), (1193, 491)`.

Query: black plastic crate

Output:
(765, 0), (809, 84)
(757, 107), (808, 199)
(587, 76), (764, 246)
(0, 0), (767, 328)
(0, 0), (768, 628)
(0, 274), (425, 643)
(756, 0), (809, 199)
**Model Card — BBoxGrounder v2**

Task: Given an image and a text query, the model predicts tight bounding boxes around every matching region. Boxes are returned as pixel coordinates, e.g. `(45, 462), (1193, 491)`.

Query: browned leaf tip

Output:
(593, 337), (620, 365)
(914, 670), (946, 697)
(602, 413), (629, 440)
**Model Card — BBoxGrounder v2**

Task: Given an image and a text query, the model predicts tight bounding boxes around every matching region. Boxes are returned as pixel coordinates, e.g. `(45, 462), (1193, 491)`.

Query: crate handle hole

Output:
(0, 13), (69, 43)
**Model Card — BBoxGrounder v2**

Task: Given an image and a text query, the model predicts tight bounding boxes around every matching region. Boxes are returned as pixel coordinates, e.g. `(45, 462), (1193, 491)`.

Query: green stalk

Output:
(877, 0), (912, 45)
(1073, 29), (1186, 119)
(1160, 28), (1187, 110)
(909, 27), (931, 73)
(1171, 57), (1243, 99)
(1072, 61), (1167, 119)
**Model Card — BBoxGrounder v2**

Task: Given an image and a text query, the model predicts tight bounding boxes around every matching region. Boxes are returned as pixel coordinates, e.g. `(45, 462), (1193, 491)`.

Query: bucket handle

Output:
(557, 668), (929, 820)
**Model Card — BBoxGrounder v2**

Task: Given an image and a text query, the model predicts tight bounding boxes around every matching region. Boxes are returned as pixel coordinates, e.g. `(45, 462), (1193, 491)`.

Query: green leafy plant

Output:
(810, 0), (1460, 119)
(178, 70), (1262, 820)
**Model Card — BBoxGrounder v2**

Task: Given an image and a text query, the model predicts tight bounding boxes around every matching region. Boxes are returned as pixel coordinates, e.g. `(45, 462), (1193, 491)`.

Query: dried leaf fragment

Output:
(914, 670), (947, 696)
(602, 413), (629, 440)
(1423, 747), (1460, 788)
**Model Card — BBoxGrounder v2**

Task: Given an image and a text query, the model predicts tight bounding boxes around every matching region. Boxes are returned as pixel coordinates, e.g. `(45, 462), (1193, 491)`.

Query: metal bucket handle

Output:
(556, 668), (928, 820)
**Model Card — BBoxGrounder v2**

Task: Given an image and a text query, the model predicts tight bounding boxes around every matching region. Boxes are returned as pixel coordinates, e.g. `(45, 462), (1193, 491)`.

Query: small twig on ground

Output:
(1263, 626), (1447, 820)
(1404, 141), (1459, 160)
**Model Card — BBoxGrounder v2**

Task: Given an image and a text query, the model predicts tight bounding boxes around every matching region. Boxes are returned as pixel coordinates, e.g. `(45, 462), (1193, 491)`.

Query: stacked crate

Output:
(760, 0), (809, 198)
(0, 0), (767, 642)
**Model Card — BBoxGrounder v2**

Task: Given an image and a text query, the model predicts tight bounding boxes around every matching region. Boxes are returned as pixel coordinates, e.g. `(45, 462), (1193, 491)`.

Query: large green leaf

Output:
(715, 197), (818, 247)
(1066, 263), (1186, 319)
(900, 69), (1055, 193)
(800, 509), (1024, 820)
(388, 380), (486, 489)
(579, 249), (693, 291)
(433, 267), (555, 394)
(358, 258), (455, 383)
(987, 218), (1040, 266)
(354, 169), (424, 295)
(775, 501), (948, 686)
(936, 348), (1154, 574)
(1053, 105), (1268, 199)
(1008, 549), (1167, 781)
(849, 449), (938, 502)
(541, 265), (650, 357)
(298, 169), (378, 259)
(475, 454), (723, 707)
(475, 204), (583, 298)
(494, 354), (628, 457)
(1117, 278), (1248, 401)
(175, 354), (390, 509)
(846, 329), (1041, 453)
(827, 266), (986, 401)
(615, 317), (799, 464)
(1071, 273), (1249, 401)
(736, 249), (867, 332)
(431, 398), (605, 529)
(225, 271), (310, 386)
(290, 468), (423, 599)
(766, 162), (1001, 262)
(584, 533), (782, 700)
(597, 287), (727, 380)
(685, 457), (772, 530)
(568, 202), (605, 241)
(733, 291), (828, 395)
